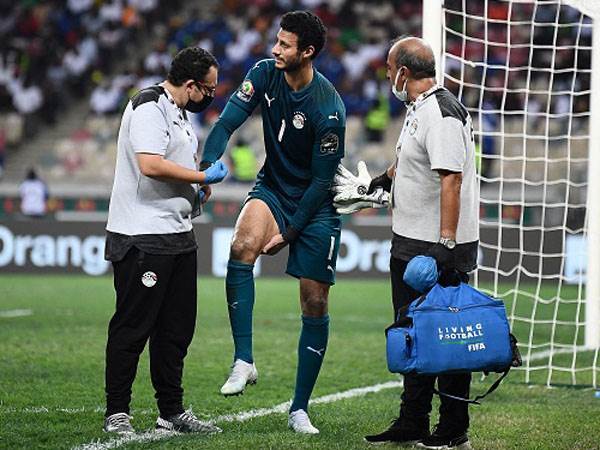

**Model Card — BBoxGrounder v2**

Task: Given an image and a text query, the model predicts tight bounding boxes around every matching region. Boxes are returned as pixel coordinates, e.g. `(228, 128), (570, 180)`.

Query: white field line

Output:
(74, 430), (179, 450)
(0, 406), (156, 415)
(70, 380), (403, 450)
(2, 346), (593, 417)
(212, 380), (402, 424)
(522, 345), (589, 362)
(0, 309), (33, 318)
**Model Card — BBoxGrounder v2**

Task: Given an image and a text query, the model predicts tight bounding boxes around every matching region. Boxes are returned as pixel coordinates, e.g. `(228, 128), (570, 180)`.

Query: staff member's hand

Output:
(427, 242), (454, 270)
(202, 161), (229, 184)
(428, 242), (461, 287)
(198, 185), (212, 204)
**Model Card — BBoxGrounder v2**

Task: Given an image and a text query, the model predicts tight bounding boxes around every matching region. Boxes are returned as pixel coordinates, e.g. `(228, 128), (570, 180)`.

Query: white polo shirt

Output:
(106, 85), (199, 236)
(392, 85), (479, 244)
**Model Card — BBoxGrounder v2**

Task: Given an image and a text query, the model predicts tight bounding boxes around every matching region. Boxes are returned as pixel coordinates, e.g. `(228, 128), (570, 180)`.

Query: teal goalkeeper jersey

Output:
(202, 59), (346, 230)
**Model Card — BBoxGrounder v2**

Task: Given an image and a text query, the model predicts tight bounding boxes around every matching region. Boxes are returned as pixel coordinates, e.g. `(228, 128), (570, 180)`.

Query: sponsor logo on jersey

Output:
(141, 271), (158, 288)
(236, 80), (254, 102)
(319, 133), (339, 154)
(292, 111), (306, 129)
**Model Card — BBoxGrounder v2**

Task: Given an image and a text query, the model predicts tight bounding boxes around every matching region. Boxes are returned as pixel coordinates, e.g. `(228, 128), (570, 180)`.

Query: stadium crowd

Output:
(0, 0), (181, 139)
(0, 0), (592, 184)
(87, 0), (422, 120)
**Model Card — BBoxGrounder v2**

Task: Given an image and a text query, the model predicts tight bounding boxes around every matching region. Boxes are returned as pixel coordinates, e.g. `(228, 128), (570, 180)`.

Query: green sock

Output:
(226, 260), (255, 363)
(290, 315), (330, 412)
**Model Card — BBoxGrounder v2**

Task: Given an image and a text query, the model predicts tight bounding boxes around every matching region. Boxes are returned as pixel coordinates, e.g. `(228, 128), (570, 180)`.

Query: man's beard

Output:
(281, 55), (303, 73)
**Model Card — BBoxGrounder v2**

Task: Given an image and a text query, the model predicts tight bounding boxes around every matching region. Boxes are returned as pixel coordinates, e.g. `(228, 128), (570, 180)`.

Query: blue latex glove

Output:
(202, 160), (229, 184)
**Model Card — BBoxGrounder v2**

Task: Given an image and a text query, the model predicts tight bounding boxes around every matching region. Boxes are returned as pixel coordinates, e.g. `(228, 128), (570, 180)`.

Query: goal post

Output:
(583, 2), (600, 352)
(422, 0), (600, 386)
(422, 0), (443, 84)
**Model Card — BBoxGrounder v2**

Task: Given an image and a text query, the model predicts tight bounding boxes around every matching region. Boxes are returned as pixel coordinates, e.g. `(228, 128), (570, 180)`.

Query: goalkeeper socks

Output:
(290, 315), (330, 412)
(226, 260), (255, 363)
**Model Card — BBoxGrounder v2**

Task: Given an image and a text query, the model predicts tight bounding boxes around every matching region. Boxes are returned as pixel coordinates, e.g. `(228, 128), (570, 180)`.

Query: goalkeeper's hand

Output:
(332, 161), (390, 204)
(334, 199), (388, 215)
(331, 161), (390, 214)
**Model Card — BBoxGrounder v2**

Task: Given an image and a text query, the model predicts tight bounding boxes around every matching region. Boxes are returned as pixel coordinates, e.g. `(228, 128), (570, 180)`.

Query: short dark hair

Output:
(167, 47), (219, 86)
(280, 10), (327, 59)
(391, 36), (436, 79)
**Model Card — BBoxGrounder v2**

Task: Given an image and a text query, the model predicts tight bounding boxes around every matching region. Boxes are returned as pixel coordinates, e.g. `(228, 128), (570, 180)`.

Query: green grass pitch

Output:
(1, 275), (599, 449)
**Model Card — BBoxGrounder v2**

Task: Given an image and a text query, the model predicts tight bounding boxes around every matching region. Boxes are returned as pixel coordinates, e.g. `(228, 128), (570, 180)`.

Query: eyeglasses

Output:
(194, 81), (216, 97)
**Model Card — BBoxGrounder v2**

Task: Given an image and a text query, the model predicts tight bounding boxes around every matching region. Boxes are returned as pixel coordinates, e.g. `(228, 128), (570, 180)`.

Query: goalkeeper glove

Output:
(332, 161), (390, 206)
(334, 199), (388, 215)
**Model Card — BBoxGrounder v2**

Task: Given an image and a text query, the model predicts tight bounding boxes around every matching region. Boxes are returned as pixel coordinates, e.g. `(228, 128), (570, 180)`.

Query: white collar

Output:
(408, 84), (443, 112)
(159, 82), (179, 108)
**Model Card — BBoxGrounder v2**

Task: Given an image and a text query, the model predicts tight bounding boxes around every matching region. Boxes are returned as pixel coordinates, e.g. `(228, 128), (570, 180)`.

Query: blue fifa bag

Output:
(386, 283), (513, 375)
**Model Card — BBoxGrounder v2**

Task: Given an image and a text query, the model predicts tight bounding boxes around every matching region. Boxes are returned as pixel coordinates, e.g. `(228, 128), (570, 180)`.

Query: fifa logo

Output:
(467, 342), (486, 352)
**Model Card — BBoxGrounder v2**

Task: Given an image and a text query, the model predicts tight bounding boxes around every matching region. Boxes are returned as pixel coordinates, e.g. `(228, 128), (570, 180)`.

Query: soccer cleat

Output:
(220, 359), (258, 396)
(364, 417), (428, 444)
(103, 412), (134, 434)
(155, 410), (222, 434)
(416, 428), (471, 450)
(288, 409), (319, 434)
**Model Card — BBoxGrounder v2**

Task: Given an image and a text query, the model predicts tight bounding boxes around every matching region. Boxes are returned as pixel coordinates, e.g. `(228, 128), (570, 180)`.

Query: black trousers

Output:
(390, 256), (471, 434)
(105, 247), (197, 418)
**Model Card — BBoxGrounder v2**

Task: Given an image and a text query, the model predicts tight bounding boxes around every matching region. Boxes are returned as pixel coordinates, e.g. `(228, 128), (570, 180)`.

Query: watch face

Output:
(441, 238), (456, 250)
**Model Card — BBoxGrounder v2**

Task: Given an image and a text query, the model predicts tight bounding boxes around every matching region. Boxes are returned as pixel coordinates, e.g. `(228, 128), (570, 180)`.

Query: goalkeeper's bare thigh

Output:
(229, 199), (280, 264)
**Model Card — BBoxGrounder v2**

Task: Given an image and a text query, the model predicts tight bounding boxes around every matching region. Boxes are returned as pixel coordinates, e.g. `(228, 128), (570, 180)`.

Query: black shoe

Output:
(156, 410), (222, 434)
(417, 427), (471, 449)
(364, 417), (428, 444)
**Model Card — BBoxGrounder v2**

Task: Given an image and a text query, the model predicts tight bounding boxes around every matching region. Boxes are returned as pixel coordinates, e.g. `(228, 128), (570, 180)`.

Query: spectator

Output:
(90, 78), (123, 115)
(19, 168), (48, 217)
(364, 92), (390, 142)
(228, 139), (258, 182)
(144, 40), (171, 74)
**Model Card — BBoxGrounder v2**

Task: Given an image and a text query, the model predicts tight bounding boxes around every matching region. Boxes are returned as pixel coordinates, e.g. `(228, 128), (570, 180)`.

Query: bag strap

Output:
(432, 368), (510, 405)
(432, 333), (521, 405)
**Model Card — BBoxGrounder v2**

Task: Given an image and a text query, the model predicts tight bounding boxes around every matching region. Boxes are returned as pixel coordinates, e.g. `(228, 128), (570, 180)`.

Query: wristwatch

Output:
(439, 237), (456, 250)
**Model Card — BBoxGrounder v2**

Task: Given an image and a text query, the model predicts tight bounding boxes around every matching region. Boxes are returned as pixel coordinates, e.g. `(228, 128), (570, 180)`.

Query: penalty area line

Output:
(71, 380), (403, 450)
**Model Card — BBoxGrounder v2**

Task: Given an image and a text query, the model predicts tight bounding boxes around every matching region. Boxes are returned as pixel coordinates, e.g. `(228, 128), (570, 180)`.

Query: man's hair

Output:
(391, 36), (436, 79)
(167, 47), (219, 86)
(280, 11), (327, 59)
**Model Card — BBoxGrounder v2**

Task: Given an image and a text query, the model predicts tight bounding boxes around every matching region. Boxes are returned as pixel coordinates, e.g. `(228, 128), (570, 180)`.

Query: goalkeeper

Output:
(201, 11), (344, 434)
(334, 37), (479, 449)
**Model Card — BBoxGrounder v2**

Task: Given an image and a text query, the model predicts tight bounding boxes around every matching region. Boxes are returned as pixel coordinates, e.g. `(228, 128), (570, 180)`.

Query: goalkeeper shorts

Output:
(246, 182), (341, 285)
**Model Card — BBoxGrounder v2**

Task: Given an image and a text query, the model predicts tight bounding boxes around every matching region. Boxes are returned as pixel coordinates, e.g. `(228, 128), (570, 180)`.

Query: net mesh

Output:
(440, 0), (599, 386)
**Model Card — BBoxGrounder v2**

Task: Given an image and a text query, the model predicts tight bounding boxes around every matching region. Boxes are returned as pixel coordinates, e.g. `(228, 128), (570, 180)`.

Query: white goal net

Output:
(426, 0), (600, 386)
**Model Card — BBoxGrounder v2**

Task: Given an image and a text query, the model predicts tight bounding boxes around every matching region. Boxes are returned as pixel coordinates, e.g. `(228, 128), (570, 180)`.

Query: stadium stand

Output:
(0, 0), (591, 215)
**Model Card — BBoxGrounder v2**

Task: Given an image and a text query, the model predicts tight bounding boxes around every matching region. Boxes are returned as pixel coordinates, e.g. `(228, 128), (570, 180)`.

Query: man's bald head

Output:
(388, 36), (436, 79)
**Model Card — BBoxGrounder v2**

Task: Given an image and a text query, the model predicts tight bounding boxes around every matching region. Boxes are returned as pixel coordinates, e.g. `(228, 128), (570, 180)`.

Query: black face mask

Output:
(185, 94), (213, 113)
